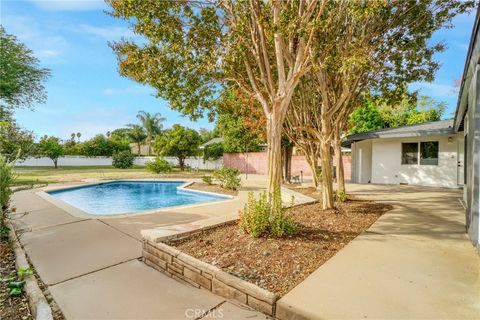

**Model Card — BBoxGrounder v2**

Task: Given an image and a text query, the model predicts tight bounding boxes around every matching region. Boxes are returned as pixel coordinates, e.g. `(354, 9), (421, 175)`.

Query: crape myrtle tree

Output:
(307, 0), (472, 208)
(107, 0), (324, 212)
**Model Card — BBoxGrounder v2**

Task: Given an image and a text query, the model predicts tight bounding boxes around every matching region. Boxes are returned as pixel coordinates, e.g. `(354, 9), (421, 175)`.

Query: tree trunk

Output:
(320, 116), (334, 209)
(266, 110), (284, 210)
(179, 158), (185, 171)
(137, 143), (141, 155)
(304, 152), (320, 189)
(53, 159), (58, 169)
(334, 137), (346, 193)
(283, 145), (292, 183)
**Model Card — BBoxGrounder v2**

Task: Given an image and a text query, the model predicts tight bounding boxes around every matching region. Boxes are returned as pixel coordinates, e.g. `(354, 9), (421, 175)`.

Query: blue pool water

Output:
(48, 181), (228, 215)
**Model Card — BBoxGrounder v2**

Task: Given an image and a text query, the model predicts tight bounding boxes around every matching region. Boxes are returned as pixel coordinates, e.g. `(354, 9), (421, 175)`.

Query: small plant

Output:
(202, 175), (213, 185)
(213, 167), (241, 190)
(239, 191), (298, 238)
(239, 192), (270, 237)
(2, 267), (33, 296)
(145, 157), (172, 174)
(1, 225), (10, 240)
(334, 190), (347, 202)
(0, 155), (17, 210)
(112, 150), (135, 169)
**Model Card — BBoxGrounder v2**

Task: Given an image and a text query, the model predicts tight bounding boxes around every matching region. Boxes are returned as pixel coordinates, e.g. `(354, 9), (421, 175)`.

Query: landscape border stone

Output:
(142, 222), (280, 317)
(7, 220), (54, 320)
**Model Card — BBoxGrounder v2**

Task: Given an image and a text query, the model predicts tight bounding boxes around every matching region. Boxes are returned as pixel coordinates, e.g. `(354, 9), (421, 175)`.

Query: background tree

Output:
(77, 134), (129, 157)
(38, 136), (64, 168)
(0, 26), (50, 110)
(152, 124), (201, 170)
(349, 95), (446, 134)
(0, 109), (36, 161)
(131, 111), (165, 155)
(126, 125), (147, 155)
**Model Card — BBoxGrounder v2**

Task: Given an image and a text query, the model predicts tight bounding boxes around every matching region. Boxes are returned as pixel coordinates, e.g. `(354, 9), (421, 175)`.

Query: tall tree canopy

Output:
(0, 26), (50, 110)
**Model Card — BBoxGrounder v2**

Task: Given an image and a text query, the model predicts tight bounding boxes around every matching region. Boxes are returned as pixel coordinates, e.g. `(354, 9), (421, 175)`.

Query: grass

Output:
(13, 166), (212, 186)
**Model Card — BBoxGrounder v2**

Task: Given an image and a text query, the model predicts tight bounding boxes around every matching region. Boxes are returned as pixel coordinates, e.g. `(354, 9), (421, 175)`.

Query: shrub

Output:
(0, 155), (16, 209)
(239, 191), (298, 238)
(145, 157), (172, 174)
(112, 150), (134, 169)
(239, 192), (270, 237)
(213, 167), (241, 190)
(202, 175), (213, 185)
(334, 190), (347, 202)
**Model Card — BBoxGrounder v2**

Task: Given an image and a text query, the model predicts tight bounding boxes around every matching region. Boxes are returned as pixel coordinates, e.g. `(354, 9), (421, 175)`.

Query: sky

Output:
(1, 0), (477, 140)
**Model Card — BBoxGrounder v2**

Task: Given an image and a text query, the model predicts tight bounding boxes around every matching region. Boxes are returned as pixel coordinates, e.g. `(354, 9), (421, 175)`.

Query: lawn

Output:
(13, 166), (212, 186)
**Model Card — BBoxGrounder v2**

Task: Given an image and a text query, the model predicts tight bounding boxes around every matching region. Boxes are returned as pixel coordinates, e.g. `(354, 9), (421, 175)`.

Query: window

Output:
(420, 141), (439, 165)
(402, 143), (418, 165)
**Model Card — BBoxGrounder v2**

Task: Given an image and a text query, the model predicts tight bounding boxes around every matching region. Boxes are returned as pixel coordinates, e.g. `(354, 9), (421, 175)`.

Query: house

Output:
(347, 7), (480, 249)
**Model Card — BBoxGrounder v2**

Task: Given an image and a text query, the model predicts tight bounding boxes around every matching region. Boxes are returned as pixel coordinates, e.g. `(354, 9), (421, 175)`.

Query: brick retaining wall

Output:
(143, 240), (278, 316)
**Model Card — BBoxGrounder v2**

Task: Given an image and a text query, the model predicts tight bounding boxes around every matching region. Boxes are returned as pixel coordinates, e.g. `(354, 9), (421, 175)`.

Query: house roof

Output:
(344, 120), (455, 146)
(454, 6), (480, 132)
(199, 137), (223, 149)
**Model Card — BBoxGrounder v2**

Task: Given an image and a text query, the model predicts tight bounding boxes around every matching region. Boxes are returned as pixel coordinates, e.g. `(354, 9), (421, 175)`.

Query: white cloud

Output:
(2, 15), (67, 62)
(78, 24), (135, 41)
(29, 0), (104, 11)
(103, 86), (153, 96)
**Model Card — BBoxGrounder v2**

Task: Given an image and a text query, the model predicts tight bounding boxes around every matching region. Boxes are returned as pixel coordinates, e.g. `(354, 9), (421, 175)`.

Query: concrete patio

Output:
(9, 180), (480, 319)
(10, 181), (273, 320)
(277, 184), (480, 320)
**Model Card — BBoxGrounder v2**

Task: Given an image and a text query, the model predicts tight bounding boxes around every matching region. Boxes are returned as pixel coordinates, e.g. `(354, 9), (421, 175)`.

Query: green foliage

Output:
(0, 155), (17, 209)
(239, 191), (298, 238)
(109, 128), (134, 144)
(2, 267), (33, 297)
(112, 150), (134, 169)
(129, 111), (166, 155)
(77, 134), (129, 157)
(0, 26), (50, 110)
(0, 108), (36, 161)
(0, 225), (10, 240)
(239, 192), (270, 237)
(334, 190), (347, 203)
(152, 124), (201, 170)
(212, 167), (240, 190)
(145, 157), (172, 174)
(202, 175), (213, 185)
(349, 95), (446, 134)
(203, 142), (223, 161)
(348, 100), (384, 134)
(215, 110), (262, 153)
(38, 136), (64, 168)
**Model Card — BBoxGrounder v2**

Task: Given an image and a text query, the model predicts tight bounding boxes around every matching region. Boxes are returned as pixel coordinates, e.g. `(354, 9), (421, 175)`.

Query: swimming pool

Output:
(47, 181), (229, 215)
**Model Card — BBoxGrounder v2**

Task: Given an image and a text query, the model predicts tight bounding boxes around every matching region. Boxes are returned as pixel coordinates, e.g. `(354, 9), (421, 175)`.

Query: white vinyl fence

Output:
(15, 155), (223, 170)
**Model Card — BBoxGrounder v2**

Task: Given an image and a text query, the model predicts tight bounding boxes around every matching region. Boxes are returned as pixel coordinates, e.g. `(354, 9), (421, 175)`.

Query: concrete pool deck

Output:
(9, 179), (311, 319)
(9, 180), (479, 319)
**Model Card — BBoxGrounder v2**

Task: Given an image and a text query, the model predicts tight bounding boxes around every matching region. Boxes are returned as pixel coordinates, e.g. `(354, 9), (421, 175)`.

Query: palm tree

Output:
(76, 132), (81, 142)
(127, 125), (147, 155)
(135, 111), (166, 155)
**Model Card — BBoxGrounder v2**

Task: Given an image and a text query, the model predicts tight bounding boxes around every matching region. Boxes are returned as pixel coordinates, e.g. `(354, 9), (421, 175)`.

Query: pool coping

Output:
(36, 179), (236, 219)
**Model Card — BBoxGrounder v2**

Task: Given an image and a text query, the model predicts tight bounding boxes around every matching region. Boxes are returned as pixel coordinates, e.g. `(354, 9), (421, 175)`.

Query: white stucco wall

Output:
(352, 140), (372, 183)
(15, 156), (223, 170)
(367, 134), (461, 188)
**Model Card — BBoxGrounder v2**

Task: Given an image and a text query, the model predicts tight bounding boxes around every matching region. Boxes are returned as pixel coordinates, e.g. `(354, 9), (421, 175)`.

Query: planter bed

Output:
(185, 182), (238, 196)
(144, 199), (392, 316)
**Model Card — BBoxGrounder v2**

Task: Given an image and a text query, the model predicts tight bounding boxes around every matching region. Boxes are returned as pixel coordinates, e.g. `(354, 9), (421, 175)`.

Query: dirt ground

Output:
(171, 199), (392, 296)
(185, 182), (239, 196)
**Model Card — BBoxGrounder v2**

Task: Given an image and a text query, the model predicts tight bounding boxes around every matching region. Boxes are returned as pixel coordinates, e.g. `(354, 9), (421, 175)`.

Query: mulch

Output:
(170, 198), (392, 296)
(0, 234), (33, 320)
(185, 182), (239, 196)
